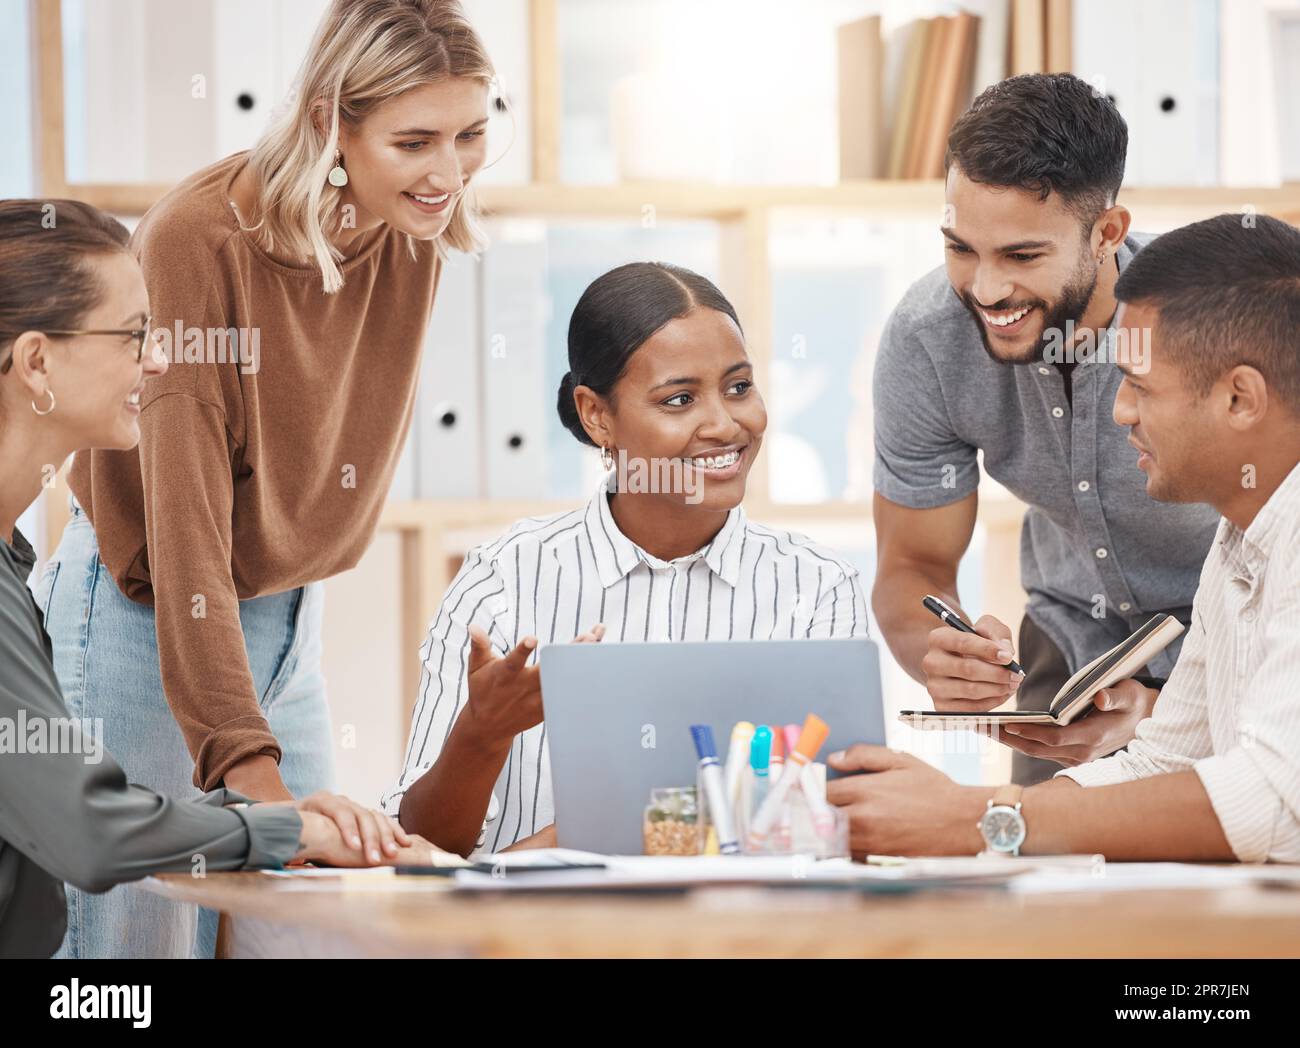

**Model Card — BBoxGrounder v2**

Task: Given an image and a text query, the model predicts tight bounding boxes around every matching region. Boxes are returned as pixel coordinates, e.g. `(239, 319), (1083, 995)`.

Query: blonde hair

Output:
(245, 0), (493, 293)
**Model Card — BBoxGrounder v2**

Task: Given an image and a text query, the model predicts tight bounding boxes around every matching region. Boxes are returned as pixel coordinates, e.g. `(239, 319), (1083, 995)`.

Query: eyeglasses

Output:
(0, 316), (153, 375)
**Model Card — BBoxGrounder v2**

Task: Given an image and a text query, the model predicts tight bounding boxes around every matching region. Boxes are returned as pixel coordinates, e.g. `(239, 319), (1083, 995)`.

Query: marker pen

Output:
(691, 724), (740, 854)
(722, 721), (756, 816)
(801, 760), (834, 839)
(769, 727), (785, 778)
(745, 725), (774, 842)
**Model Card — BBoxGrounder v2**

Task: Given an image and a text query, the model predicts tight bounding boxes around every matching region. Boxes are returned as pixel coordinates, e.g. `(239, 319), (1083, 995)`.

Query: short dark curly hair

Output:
(1116, 213), (1300, 414)
(945, 73), (1128, 226)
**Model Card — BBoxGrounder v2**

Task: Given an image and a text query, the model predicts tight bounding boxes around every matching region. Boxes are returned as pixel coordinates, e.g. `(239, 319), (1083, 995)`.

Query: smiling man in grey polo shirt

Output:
(870, 74), (1219, 785)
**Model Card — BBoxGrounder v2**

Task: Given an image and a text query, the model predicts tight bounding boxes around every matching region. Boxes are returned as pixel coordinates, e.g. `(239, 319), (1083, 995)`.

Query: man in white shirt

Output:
(828, 213), (1300, 863)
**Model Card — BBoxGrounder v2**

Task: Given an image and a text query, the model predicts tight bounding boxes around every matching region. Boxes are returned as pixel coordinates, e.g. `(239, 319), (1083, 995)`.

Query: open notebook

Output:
(899, 614), (1185, 729)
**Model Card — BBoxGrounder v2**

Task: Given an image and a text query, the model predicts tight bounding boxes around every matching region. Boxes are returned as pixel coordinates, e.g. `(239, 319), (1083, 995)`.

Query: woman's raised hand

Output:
(461, 625), (544, 747)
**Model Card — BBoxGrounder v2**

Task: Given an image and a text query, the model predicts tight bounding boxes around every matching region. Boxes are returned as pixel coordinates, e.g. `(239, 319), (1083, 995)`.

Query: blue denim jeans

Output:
(33, 501), (335, 958)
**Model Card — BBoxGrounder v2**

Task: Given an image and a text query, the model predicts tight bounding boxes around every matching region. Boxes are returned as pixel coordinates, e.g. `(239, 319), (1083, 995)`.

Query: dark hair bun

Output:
(556, 371), (596, 446)
(556, 262), (741, 449)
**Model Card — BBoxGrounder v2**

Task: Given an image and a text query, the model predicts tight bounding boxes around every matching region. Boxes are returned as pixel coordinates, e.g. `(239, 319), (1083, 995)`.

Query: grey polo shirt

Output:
(0, 528), (303, 958)
(872, 234), (1220, 677)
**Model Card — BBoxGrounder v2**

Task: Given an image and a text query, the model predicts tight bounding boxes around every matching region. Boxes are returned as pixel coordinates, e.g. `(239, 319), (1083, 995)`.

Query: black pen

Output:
(922, 594), (1025, 676)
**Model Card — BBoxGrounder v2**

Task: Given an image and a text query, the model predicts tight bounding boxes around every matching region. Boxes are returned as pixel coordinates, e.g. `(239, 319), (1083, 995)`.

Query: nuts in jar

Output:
(642, 786), (700, 856)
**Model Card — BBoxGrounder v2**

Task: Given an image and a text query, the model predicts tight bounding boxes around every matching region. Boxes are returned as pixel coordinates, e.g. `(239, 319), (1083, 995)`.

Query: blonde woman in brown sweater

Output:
(36, 0), (493, 958)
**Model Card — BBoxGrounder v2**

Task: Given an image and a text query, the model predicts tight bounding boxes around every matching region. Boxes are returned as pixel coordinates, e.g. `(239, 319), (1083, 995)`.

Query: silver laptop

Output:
(538, 637), (885, 855)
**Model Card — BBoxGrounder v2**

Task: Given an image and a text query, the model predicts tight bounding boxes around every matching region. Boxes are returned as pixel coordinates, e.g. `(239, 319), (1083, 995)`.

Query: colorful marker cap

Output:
(769, 728), (785, 763)
(794, 714), (830, 761)
(750, 725), (773, 772)
(727, 723), (755, 772)
(690, 724), (718, 760)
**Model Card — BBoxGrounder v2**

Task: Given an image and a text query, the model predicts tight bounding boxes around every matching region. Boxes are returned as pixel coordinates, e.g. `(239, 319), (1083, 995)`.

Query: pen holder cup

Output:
(693, 765), (849, 859)
(741, 777), (849, 860)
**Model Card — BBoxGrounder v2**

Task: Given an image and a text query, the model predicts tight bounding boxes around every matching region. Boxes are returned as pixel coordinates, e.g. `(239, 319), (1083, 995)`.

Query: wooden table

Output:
(144, 871), (1300, 958)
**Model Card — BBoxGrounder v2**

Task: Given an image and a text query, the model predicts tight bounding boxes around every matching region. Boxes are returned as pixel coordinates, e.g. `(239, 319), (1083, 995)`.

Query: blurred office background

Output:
(4, 0), (1298, 800)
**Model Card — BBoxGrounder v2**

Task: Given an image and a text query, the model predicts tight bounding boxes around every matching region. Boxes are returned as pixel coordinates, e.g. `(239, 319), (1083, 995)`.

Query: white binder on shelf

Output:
(1274, 9), (1300, 183)
(1135, 0), (1219, 187)
(970, 0), (1011, 96)
(1072, 0), (1138, 169)
(1221, 0), (1300, 187)
(462, 0), (532, 185)
(213, 0), (279, 162)
(215, 0), (332, 161)
(1074, 0), (1219, 187)
(415, 253), (482, 499)
(72, 0), (334, 182)
(73, 0), (217, 184)
(481, 225), (550, 500)
(389, 420), (418, 503)
(274, 1), (332, 98)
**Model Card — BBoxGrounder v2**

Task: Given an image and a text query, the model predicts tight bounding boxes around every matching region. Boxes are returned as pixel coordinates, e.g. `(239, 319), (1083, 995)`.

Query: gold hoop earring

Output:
(328, 149), (349, 188)
(32, 388), (55, 416)
(600, 445), (615, 471)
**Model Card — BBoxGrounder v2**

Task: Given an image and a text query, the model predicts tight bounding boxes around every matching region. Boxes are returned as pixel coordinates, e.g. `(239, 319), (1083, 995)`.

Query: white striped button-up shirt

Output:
(382, 479), (871, 855)
(1062, 460), (1300, 862)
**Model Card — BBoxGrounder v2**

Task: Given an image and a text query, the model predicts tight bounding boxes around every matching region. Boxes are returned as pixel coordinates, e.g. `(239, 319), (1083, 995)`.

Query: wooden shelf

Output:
(379, 489), (1026, 534)
(478, 180), (946, 219)
(528, 181), (1299, 214)
(479, 181), (1300, 221)
(60, 178), (1300, 223)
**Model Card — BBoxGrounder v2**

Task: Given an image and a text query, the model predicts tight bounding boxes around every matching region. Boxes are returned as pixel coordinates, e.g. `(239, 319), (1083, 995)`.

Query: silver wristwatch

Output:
(978, 785), (1026, 856)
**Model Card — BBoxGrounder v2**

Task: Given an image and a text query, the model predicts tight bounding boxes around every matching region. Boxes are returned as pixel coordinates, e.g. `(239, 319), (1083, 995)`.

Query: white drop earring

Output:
(328, 149), (349, 188)
(600, 445), (615, 471)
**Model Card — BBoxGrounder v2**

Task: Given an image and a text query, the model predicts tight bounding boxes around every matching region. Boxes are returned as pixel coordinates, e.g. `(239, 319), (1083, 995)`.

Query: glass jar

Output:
(642, 786), (701, 856)
(744, 765), (849, 859)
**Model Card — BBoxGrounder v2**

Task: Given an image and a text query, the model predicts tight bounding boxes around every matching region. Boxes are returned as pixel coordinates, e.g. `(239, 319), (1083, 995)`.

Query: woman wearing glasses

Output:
(35, 0), (493, 957)
(0, 198), (418, 958)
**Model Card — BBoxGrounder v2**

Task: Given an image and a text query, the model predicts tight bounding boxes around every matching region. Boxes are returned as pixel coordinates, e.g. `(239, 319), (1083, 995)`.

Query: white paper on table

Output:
(1010, 861), (1300, 895)
(475, 848), (611, 869)
(451, 854), (1031, 891)
(259, 849), (605, 882)
(255, 866), (457, 892)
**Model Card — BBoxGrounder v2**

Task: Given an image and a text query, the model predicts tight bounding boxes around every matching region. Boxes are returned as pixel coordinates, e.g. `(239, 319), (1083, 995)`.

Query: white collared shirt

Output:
(1062, 460), (1300, 862)
(382, 479), (870, 855)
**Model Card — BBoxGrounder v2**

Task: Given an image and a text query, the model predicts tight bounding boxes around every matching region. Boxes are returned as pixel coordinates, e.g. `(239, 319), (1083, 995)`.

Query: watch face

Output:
(981, 807), (1025, 852)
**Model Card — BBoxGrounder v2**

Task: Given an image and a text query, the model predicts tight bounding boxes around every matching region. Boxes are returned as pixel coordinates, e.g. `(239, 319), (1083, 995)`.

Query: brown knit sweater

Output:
(70, 152), (442, 790)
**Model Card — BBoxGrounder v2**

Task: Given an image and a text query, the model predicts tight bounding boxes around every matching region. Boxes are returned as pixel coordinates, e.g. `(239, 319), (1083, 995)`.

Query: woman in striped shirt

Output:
(384, 262), (870, 856)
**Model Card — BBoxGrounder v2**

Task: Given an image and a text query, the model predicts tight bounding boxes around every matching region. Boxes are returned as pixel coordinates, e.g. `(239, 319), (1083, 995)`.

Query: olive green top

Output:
(0, 528), (303, 958)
